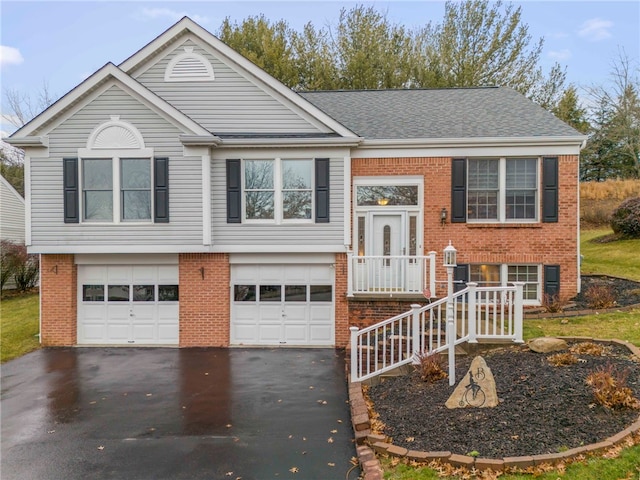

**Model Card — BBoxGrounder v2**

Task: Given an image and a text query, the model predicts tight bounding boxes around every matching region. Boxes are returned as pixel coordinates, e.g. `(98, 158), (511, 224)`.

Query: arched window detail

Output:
(87, 116), (145, 150)
(164, 46), (215, 82)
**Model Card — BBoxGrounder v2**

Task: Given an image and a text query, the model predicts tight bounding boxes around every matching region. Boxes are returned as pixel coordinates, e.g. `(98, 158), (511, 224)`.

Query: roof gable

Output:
(119, 17), (357, 139)
(9, 64), (215, 142)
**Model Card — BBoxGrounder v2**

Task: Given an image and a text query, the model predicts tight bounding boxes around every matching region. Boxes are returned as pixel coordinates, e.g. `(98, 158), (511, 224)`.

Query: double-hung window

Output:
(470, 264), (540, 304)
(243, 158), (313, 222)
(81, 157), (152, 222)
(467, 157), (538, 222)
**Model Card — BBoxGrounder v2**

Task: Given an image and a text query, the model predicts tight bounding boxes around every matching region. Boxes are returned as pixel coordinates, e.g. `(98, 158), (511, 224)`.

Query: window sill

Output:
(466, 223), (542, 229)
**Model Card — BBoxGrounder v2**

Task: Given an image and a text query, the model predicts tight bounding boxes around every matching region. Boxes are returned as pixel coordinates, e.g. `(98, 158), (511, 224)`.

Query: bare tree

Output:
(3, 81), (56, 128)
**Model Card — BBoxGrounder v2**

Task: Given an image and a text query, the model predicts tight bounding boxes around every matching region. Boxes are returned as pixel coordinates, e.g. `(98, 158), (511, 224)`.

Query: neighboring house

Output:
(7, 18), (586, 348)
(0, 175), (25, 244)
(1, 175), (26, 290)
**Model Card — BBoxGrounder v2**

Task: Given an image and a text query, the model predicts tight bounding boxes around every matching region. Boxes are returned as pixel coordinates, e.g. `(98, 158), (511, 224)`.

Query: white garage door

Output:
(231, 264), (334, 346)
(78, 265), (179, 345)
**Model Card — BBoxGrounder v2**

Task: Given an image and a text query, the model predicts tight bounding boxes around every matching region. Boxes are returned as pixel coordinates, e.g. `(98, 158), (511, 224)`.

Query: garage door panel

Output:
(132, 323), (156, 343)
(283, 324), (307, 343)
(259, 265), (284, 284)
(78, 265), (178, 346)
(310, 325), (333, 344)
(158, 324), (179, 343)
(106, 323), (130, 341)
(107, 266), (131, 284)
(310, 305), (333, 322)
(231, 263), (334, 346)
(157, 265), (179, 284)
(259, 325), (282, 343)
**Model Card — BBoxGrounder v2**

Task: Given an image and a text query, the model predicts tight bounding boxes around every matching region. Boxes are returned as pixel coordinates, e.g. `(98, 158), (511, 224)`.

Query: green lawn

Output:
(581, 228), (640, 281)
(1, 293), (40, 363)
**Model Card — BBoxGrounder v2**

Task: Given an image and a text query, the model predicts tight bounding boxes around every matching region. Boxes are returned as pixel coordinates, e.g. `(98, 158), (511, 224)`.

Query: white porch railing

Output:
(347, 251), (436, 297)
(349, 282), (525, 383)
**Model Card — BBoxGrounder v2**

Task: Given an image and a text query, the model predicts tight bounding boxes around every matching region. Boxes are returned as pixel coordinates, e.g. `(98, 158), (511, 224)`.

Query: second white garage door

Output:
(231, 264), (334, 346)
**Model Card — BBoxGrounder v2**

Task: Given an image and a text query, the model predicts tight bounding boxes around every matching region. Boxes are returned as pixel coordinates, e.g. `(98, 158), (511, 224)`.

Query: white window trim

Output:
(241, 157), (315, 224)
(467, 157), (540, 224)
(352, 176), (424, 256)
(78, 148), (154, 225)
(470, 263), (541, 306)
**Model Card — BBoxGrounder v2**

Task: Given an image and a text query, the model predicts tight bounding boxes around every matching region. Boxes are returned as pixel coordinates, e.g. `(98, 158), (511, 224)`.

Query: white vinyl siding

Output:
(211, 156), (345, 246)
(30, 85), (203, 247)
(0, 177), (25, 244)
(134, 38), (326, 135)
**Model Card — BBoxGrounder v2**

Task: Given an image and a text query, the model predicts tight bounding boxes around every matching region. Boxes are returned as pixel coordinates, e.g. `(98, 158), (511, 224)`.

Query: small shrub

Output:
(570, 342), (606, 356)
(542, 293), (565, 313)
(547, 352), (579, 366)
(585, 364), (640, 410)
(414, 352), (447, 383)
(610, 196), (640, 239)
(584, 284), (617, 309)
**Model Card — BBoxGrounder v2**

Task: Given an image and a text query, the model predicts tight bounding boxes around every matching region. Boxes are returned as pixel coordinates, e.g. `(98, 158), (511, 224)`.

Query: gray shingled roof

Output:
(299, 87), (581, 140)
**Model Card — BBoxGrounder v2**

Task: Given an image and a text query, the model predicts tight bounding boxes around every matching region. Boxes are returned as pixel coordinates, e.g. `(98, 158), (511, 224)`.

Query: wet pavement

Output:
(1, 348), (360, 480)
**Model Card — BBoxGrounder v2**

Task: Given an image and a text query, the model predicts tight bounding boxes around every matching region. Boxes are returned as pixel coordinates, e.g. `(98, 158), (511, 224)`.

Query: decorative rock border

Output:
(348, 337), (640, 477)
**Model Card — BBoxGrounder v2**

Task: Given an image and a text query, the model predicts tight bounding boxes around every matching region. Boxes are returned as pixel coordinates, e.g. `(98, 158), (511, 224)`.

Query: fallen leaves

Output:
(97, 445), (105, 450)
(327, 437), (334, 443)
(289, 466), (299, 473)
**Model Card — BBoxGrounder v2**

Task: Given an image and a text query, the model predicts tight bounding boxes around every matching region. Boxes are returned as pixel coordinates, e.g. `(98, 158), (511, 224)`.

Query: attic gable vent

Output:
(164, 46), (214, 82)
(87, 116), (145, 150)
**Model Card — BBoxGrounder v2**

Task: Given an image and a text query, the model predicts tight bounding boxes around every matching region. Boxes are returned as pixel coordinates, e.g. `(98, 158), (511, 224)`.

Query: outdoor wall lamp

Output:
(377, 197), (389, 206)
(440, 207), (448, 226)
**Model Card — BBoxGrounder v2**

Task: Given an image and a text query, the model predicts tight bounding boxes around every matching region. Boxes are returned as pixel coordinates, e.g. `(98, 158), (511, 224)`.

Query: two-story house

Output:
(7, 18), (586, 349)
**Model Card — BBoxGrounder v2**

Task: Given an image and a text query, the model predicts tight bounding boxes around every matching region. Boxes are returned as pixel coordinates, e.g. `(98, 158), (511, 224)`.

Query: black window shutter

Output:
(226, 159), (242, 223)
(544, 265), (560, 297)
(154, 157), (169, 223)
(315, 158), (330, 223)
(63, 158), (79, 223)
(542, 157), (558, 223)
(451, 158), (467, 223)
(454, 264), (469, 292)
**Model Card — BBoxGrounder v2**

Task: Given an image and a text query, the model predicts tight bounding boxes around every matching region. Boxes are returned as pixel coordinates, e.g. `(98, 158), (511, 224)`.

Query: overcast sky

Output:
(1, 0), (639, 134)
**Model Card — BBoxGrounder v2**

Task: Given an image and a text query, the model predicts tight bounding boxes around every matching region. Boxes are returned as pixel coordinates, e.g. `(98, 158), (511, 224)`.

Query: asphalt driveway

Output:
(1, 348), (360, 480)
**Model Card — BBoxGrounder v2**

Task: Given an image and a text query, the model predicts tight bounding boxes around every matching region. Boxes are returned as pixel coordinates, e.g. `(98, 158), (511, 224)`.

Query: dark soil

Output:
(367, 342), (640, 459)
(571, 275), (640, 309)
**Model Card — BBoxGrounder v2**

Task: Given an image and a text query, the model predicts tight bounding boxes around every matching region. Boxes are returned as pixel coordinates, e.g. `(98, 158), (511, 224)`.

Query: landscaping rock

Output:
(445, 356), (498, 409)
(528, 337), (568, 353)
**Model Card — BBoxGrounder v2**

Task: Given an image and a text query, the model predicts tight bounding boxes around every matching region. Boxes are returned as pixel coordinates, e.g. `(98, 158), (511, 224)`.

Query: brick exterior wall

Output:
(352, 155), (580, 302)
(334, 252), (350, 348)
(179, 253), (230, 347)
(40, 254), (77, 346)
(348, 298), (424, 330)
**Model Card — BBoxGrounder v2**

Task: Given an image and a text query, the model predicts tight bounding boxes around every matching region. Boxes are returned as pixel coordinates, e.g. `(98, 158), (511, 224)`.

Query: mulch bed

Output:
(571, 275), (640, 309)
(367, 342), (640, 459)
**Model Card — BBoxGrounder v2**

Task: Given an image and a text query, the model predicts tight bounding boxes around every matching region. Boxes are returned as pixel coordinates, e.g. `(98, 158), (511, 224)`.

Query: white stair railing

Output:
(349, 282), (525, 383)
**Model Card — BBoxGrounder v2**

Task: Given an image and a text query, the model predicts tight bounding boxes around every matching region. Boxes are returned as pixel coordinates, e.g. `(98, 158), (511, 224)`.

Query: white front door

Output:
(370, 212), (406, 290)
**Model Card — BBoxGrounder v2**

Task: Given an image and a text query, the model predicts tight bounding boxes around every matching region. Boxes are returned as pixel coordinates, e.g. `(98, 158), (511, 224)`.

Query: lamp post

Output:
(443, 241), (457, 386)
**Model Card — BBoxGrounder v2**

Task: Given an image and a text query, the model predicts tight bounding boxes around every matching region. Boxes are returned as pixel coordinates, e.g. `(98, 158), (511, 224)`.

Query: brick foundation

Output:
(348, 298), (424, 330)
(40, 254), (77, 346)
(179, 253), (230, 347)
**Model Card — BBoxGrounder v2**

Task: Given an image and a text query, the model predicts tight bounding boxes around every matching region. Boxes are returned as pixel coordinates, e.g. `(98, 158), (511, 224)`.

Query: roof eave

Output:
(219, 137), (364, 148)
(359, 136), (588, 149)
(4, 136), (49, 148)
